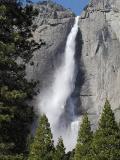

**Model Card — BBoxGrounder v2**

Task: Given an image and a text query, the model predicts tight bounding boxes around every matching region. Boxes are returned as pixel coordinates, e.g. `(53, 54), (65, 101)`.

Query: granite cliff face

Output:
(26, 1), (75, 89)
(26, 0), (120, 126)
(78, 0), (120, 125)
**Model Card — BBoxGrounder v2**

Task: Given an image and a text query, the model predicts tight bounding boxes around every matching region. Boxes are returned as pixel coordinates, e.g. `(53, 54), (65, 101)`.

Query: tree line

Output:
(0, 0), (43, 159)
(28, 100), (120, 160)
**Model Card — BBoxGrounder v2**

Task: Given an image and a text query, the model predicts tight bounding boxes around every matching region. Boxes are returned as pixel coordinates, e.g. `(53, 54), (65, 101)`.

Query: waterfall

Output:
(37, 16), (79, 151)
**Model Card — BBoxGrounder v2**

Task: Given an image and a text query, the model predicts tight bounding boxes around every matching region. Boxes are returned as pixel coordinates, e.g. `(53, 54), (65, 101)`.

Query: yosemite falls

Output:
(37, 17), (79, 151)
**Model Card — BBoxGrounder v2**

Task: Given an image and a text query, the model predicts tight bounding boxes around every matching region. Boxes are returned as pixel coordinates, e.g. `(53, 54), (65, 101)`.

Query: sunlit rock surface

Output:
(78, 0), (120, 125)
(26, 0), (120, 128)
(26, 1), (75, 89)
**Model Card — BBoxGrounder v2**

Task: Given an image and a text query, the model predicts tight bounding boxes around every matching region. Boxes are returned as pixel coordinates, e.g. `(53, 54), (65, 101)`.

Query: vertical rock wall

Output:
(26, 1), (75, 90)
(78, 0), (120, 125)
(26, 0), (120, 127)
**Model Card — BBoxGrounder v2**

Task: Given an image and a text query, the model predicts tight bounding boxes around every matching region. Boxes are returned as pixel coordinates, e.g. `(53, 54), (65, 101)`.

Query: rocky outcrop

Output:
(26, 0), (120, 127)
(78, 0), (120, 125)
(26, 1), (75, 89)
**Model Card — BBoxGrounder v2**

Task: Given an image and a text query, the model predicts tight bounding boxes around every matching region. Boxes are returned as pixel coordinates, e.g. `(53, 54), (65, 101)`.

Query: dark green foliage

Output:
(98, 100), (118, 131)
(74, 114), (93, 160)
(28, 115), (54, 160)
(0, 0), (42, 157)
(65, 149), (75, 160)
(0, 154), (24, 160)
(53, 137), (65, 160)
(92, 100), (120, 160)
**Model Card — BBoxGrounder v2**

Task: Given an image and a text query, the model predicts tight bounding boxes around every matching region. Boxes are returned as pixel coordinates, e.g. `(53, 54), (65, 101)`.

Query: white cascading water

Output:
(37, 16), (80, 151)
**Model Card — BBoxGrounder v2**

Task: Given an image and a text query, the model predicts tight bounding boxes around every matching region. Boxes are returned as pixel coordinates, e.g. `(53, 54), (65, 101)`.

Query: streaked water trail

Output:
(37, 16), (79, 151)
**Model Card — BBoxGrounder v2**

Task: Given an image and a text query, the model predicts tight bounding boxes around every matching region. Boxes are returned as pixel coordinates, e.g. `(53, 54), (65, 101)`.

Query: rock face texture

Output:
(26, 1), (75, 89)
(26, 0), (120, 126)
(78, 0), (120, 125)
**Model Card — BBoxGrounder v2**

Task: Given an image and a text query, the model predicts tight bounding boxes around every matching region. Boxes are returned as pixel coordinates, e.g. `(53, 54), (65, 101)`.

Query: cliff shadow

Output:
(73, 27), (94, 119)
(73, 28), (85, 116)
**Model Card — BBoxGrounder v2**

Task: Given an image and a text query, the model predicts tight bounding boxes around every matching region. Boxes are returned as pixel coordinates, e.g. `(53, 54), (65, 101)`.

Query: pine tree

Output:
(65, 150), (75, 160)
(53, 137), (65, 160)
(92, 99), (120, 160)
(74, 114), (93, 160)
(28, 115), (54, 160)
(0, 0), (42, 157)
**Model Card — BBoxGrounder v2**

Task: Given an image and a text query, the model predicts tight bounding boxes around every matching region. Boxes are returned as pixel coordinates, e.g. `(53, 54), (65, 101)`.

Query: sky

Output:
(32, 0), (90, 15)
